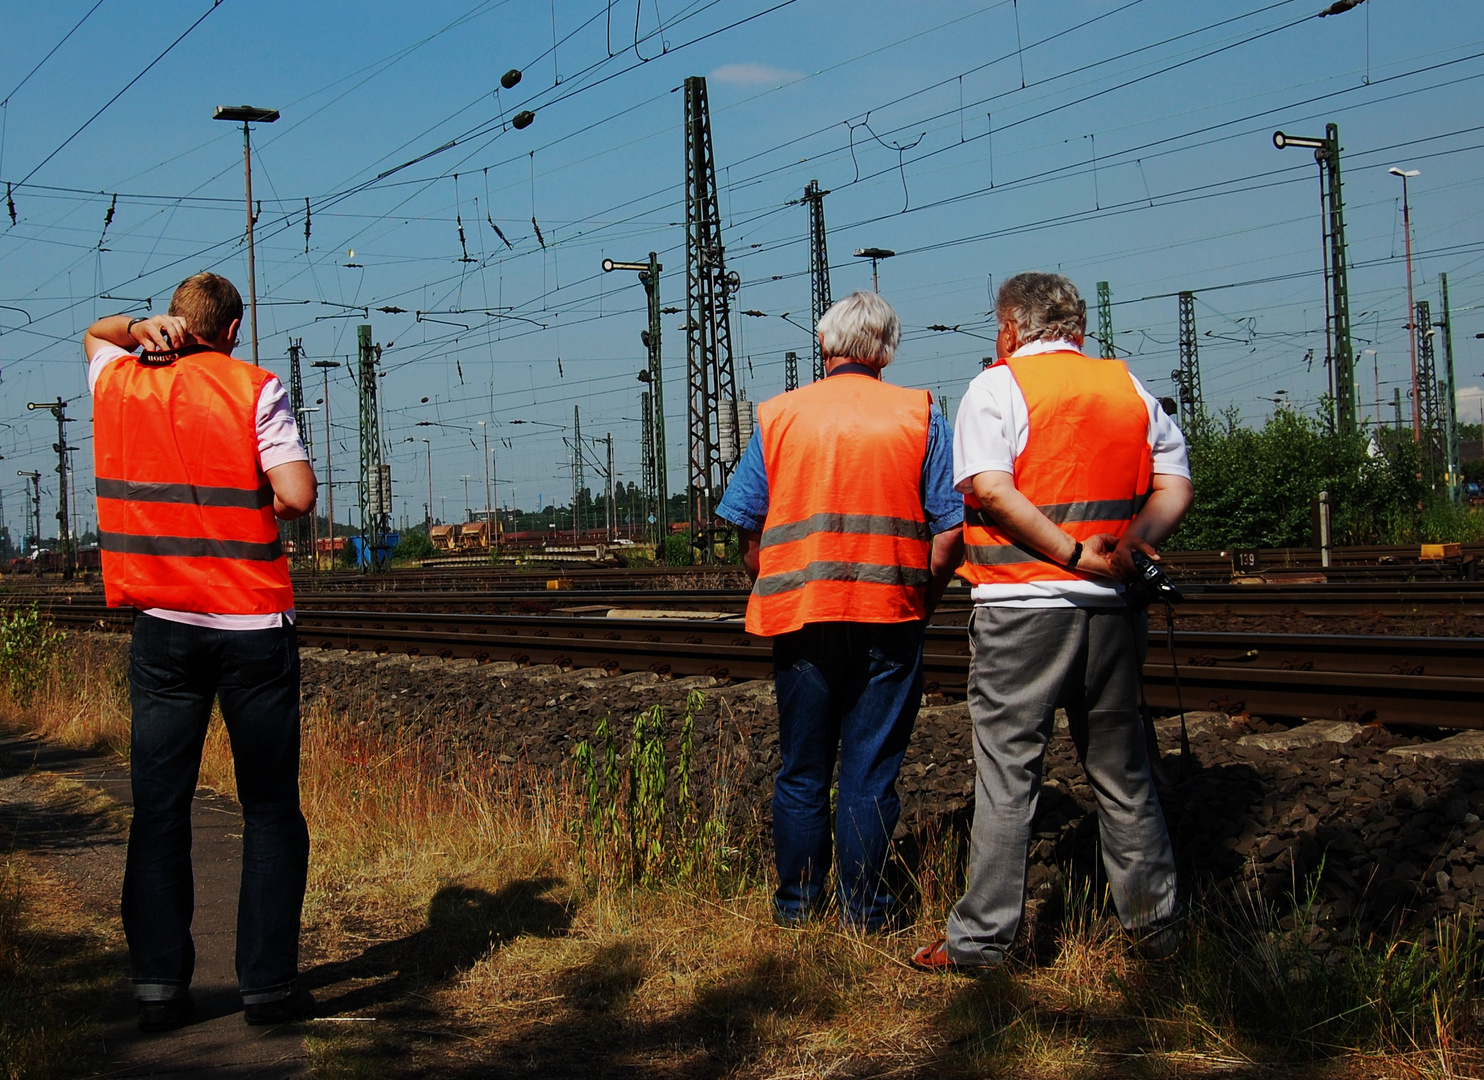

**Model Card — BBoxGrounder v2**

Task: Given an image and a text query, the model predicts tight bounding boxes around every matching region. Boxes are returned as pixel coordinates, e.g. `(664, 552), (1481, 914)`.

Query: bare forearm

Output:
(84, 314), (141, 353)
(926, 528), (963, 615)
(971, 473), (1077, 566)
(83, 312), (188, 356)
(1124, 478), (1193, 547)
(268, 461), (317, 521)
(739, 529), (760, 582)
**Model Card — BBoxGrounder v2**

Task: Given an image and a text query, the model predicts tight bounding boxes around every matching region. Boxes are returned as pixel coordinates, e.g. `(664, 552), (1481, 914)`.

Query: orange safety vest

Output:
(746, 371), (933, 637)
(959, 351), (1152, 587)
(93, 346), (294, 614)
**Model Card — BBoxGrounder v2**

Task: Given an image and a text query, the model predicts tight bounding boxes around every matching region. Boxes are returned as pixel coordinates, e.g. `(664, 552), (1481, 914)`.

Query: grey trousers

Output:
(945, 604), (1177, 965)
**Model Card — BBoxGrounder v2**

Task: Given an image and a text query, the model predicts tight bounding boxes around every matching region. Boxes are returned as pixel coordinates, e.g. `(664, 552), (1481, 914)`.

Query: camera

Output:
(1124, 547), (1183, 607)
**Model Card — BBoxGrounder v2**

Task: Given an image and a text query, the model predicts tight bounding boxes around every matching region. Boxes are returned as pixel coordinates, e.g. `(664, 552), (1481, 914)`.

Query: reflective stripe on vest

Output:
(745, 373), (932, 637)
(93, 349), (294, 614)
(959, 351), (1151, 588)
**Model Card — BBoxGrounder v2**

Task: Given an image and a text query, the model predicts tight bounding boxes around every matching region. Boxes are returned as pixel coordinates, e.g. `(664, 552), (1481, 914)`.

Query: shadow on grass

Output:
(411, 944), (843, 1080)
(305, 884), (566, 1044)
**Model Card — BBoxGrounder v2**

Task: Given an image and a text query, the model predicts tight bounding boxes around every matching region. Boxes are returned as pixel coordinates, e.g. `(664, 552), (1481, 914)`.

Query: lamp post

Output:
(853, 247), (895, 292)
(212, 106), (280, 365)
(312, 360), (339, 566)
(1389, 166), (1421, 441)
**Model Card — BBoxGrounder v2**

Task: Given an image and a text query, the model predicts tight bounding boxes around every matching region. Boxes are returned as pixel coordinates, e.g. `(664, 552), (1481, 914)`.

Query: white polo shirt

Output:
(87, 343), (310, 630)
(952, 339), (1190, 608)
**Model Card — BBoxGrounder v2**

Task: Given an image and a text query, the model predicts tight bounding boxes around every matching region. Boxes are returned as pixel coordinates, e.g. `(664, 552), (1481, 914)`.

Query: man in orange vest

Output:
(912, 272), (1193, 971)
(84, 273), (318, 1031)
(716, 291), (963, 930)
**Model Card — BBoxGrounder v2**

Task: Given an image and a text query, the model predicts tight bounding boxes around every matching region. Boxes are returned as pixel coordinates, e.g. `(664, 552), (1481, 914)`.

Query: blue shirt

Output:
(716, 376), (963, 536)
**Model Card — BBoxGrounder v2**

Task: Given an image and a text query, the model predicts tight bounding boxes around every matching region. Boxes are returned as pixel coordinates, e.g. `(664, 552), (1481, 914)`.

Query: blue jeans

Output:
(771, 621), (924, 930)
(122, 613), (309, 1004)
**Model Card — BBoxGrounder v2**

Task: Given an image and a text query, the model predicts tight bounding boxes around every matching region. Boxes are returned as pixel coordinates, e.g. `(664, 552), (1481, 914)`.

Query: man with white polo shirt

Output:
(912, 271), (1193, 971)
(84, 272), (318, 1030)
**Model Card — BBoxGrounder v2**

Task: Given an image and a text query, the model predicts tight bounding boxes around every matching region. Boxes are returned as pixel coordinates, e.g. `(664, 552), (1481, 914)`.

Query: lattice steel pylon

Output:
(572, 405), (584, 536)
(1439, 273), (1462, 503)
(1174, 292), (1204, 430)
(356, 324), (390, 572)
(784, 350), (799, 392)
(803, 179), (831, 381)
(683, 75), (740, 562)
(287, 339), (312, 566)
(1096, 281), (1115, 358)
(640, 389), (656, 539)
(1415, 299), (1444, 484)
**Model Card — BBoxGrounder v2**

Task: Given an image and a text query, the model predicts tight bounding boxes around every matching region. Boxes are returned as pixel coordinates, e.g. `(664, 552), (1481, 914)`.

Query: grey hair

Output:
(816, 290), (900, 369)
(996, 272), (1087, 343)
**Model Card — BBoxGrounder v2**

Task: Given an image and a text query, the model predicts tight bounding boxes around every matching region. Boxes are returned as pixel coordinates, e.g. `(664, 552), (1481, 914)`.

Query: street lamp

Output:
(1388, 166), (1421, 441)
(212, 105), (280, 365)
(853, 247), (895, 292)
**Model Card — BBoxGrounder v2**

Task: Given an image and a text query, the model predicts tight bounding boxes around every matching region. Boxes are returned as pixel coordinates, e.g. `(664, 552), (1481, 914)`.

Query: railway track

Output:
(25, 599), (1484, 729)
(17, 580), (1484, 620)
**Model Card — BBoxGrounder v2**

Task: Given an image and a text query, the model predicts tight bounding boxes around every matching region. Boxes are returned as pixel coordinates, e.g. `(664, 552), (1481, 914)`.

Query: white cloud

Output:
(1459, 385), (1484, 424)
(708, 63), (803, 87)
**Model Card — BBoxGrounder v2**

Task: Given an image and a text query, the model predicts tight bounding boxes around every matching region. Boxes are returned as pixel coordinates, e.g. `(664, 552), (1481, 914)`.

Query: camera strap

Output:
(1141, 599), (1191, 785)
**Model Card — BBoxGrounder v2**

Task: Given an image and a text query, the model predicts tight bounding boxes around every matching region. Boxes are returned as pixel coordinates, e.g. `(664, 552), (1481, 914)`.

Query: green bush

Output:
(663, 532), (694, 567)
(391, 530), (434, 560)
(1172, 406), (1447, 549)
(0, 605), (66, 707)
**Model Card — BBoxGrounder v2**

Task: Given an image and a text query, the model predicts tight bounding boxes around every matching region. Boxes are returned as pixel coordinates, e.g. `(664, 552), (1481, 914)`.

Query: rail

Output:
(23, 600), (1483, 729)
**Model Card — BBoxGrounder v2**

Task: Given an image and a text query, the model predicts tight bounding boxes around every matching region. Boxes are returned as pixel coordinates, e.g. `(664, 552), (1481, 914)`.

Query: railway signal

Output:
(1273, 125), (1357, 437)
(602, 253), (668, 547)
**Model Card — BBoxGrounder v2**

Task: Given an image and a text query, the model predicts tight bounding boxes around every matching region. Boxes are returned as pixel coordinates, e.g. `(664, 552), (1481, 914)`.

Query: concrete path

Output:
(0, 731), (311, 1079)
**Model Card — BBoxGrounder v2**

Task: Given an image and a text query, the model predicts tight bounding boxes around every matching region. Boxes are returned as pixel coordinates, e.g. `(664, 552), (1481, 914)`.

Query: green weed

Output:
(572, 690), (740, 889)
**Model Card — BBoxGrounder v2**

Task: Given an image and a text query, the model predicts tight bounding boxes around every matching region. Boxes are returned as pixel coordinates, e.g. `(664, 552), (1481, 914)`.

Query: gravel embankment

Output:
(302, 647), (1484, 938)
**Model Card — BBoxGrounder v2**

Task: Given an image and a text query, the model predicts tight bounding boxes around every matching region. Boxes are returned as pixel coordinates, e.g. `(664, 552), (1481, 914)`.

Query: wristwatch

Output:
(126, 316), (148, 335)
(1064, 540), (1083, 569)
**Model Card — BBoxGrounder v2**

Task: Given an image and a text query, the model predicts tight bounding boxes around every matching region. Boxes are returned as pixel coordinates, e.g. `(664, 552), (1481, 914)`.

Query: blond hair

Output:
(168, 272), (243, 343)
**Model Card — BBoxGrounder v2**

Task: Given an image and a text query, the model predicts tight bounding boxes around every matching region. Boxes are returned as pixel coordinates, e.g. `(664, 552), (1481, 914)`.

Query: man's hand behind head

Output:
(130, 315), (190, 353)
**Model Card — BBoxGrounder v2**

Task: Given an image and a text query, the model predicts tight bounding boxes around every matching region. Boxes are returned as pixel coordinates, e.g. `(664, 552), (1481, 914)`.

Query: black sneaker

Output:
(138, 993), (194, 1034)
(244, 987), (316, 1026)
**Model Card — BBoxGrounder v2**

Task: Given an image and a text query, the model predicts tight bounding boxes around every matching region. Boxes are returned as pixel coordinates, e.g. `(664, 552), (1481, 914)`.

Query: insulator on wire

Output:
(303, 197), (311, 253)
(531, 216), (545, 249)
(512, 110), (535, 130)
(6, 183), (15, 227)
(501, 69), (522, 89)
(487, 214), (512, 249)
(98, 193), (117, 249)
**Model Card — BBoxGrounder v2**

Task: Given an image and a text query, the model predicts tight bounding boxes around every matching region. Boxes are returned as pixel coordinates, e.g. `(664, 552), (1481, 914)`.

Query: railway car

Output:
(458, 521), (492, 551)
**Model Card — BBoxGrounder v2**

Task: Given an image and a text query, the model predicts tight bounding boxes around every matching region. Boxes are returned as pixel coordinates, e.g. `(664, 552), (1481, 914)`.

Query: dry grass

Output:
(2, 627), (1483, 1078)
(0, 760), (131, 1080)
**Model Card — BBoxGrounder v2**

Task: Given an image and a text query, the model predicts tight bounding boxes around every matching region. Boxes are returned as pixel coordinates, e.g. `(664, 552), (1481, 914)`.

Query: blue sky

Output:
(1, 0), (1480, 531)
